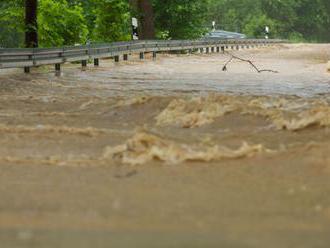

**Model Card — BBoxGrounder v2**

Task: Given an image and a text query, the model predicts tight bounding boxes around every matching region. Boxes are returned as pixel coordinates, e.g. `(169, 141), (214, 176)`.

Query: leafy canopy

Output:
(1, 0), (330, 48)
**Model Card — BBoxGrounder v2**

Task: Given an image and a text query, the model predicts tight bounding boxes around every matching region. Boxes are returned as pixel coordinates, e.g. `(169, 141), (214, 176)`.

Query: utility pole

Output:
(25, 0), (38, 48)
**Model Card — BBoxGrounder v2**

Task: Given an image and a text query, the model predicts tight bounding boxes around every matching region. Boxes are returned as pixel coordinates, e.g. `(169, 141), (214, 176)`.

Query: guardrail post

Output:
(140, 52), (144, 60)
(24, 53), (33, 73)
(94, 58), (99, 66)
(221, 46), (225, 53)
(24, 67), (30, 73)
(55, 63), (61, 72)
(82, 60), (87, 68)
(153, 51), (157, 60)
(123, 54), (128, 61)
(114, 55), (119, 63)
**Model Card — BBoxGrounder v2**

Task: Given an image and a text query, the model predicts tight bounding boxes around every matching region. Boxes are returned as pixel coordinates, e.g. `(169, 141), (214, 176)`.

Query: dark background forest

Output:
(1, 0), (330, 48)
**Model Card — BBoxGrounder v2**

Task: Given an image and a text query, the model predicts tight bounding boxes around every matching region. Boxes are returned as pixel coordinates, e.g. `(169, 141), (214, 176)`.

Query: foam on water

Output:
(103, 131), (268, 165)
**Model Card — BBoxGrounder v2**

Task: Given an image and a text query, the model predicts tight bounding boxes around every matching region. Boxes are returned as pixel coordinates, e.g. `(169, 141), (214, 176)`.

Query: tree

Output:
(243, 15), (279, 39)
(93, 0), (131, 42)
(2, 0), (330, 47)
(38, 0), (88, 47)
(153, 0), (209, 39)
(25, 0), (38, 47)
(67, 0), (98, 40)
(0, 0), (24, 48)
(130, 0), (155, 39)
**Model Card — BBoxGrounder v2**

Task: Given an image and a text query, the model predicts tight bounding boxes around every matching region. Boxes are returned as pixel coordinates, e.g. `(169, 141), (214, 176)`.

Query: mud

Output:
(1, 44), (330, 247)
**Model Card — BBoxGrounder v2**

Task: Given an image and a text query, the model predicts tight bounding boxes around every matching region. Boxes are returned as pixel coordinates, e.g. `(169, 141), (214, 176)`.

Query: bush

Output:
(0, 1), (24, 47)
(243, 15), (279, 39)
(38, 0), (88, 47)
(92, 0), (131, 42)
(288, 32), (305, 42)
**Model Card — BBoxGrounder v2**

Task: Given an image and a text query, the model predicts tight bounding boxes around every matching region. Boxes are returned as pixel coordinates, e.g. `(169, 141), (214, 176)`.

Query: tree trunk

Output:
(130, 0), (155, 39)
(25, 0), (38, 48)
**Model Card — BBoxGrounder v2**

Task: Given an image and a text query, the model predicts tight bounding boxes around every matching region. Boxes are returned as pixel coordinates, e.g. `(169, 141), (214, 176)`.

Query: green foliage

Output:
(243, 15), (278, 39)
(0, 0), (88, 47)
(288, 32), (305, 43)
(92, 0), (131, 42)
(152, 0), (209, 39)
(207, 0), (262, 33)
(207, 0), (330, 42)
(2, 0), (330, 47)
(38, 0), (88, 47)
(0, 1), (24, 47)
(67, 0), (98, 39)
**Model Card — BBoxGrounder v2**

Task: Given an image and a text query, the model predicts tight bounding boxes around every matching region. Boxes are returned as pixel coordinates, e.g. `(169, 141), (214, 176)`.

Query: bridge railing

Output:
(0, 39), (283, 70)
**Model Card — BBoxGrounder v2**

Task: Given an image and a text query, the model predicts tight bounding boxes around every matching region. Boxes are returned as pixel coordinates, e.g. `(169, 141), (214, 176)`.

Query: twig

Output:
(222, 51), (279, 73)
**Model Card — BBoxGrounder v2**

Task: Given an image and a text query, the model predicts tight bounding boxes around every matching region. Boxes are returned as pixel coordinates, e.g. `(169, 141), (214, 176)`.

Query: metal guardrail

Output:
(0, 39), (283, 71)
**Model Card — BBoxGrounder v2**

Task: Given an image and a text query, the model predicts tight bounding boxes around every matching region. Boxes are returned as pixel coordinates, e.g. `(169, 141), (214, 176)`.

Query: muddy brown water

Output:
(0, 44), (330, 247)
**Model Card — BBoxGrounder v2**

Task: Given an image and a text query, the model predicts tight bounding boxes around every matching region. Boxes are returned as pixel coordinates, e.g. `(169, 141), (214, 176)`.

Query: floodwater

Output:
(1, 44), (330, 247)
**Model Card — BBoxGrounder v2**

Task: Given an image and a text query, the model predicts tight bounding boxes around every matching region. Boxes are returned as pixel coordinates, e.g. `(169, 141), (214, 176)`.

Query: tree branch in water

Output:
(222, 51), (279, 73)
